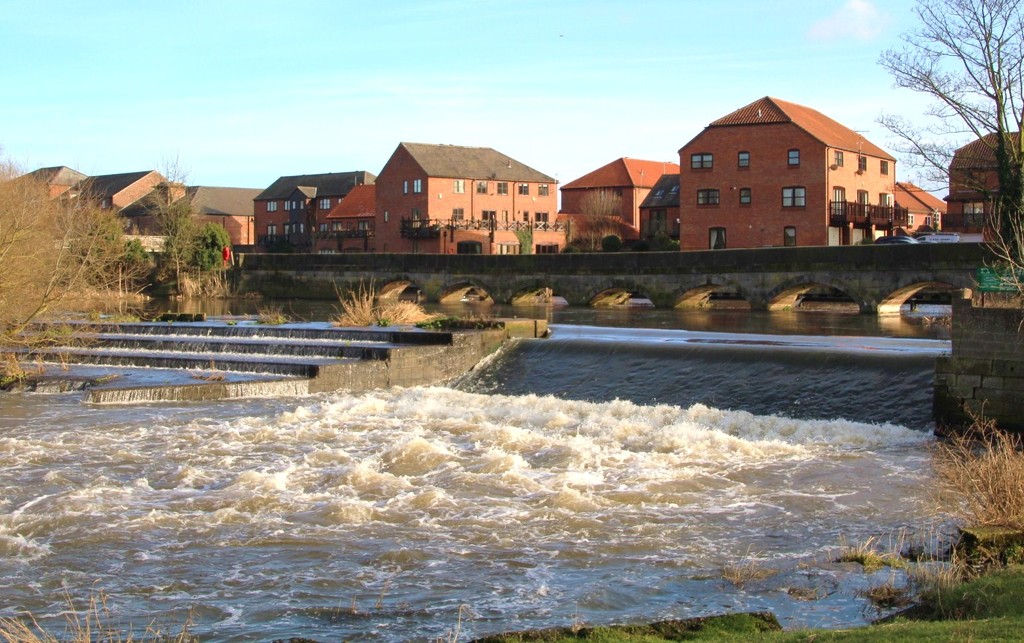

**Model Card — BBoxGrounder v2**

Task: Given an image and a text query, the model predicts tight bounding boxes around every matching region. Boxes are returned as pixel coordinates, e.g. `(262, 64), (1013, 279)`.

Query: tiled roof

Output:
(326, 184), (376, 219)
(255, 171), (376, 201)
(76, 170), (160, 198)
(950, 132), (1020, 170)
(399, 143), (556, 183)
(562, 158), (680, 190)
(639, 174), (681, 209)
(704, 96), (895, 160)
(24, 166), (87, 186)
(188, 186), (262, 216)
(894, 182), (946, 214)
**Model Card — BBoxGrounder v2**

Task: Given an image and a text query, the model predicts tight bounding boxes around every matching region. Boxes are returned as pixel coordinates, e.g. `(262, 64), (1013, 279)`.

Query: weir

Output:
(13, 319), (539, 403)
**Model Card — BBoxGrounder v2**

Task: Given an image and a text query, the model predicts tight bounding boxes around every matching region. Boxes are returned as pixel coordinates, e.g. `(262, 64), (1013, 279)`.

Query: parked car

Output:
(914, 232), (961, 243)
(874, 235), (919, 245)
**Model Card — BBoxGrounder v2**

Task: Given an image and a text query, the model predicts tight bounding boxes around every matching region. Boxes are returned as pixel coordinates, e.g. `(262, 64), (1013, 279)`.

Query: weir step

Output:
(12, 319), (519, 403)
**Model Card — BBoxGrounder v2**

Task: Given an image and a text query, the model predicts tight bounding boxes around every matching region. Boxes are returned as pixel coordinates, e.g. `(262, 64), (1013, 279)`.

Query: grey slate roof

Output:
(24, 166), (87, 187)
(188, 186), (262, 216)
(399, 143), (556, 183)
(639, 174), (680, 209)
(255, 171), (376, 201)
(76, 170), (159, 198)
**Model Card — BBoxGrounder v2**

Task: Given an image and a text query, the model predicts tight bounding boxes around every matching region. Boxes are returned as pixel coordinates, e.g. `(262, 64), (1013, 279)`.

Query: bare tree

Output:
(879, 0), (1024, 277)
(571, 189), (625, 251)
(0, 155), (129, 343)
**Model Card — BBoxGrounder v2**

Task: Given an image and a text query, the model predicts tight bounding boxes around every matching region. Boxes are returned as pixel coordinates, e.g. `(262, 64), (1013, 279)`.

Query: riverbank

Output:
(468, 565), (1024, 641)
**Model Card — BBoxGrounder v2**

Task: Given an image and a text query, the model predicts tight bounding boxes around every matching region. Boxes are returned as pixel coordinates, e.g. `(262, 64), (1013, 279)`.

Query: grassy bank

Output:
(472, 565), (1024, 642)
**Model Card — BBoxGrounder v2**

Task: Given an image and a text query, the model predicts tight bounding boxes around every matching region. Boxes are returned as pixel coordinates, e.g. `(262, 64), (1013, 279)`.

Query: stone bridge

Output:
(236, 243), (990, 315)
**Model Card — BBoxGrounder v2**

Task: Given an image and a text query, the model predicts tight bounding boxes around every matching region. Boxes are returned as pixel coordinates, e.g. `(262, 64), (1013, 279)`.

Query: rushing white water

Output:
(0, 378), (939, 641)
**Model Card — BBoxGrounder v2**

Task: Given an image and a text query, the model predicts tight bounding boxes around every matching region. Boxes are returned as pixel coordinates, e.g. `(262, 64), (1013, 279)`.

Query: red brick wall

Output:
(375, 146), (559, 254)
(678, 123), (896, 250)
(112, 172), (166, 209)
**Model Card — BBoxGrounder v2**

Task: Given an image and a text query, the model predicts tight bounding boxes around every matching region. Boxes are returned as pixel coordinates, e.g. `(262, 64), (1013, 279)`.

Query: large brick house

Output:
(23, 166), (87, 198)
(677, 97), (905, 250)
(894, 181), (946, 236)
(944, 133), (1018, 242)
(73, 170), (171, 213)
(253, 171), (376, 252)
(316, 184), (376, 253)
(560, 158), (680, 236)
(374, 143), (562, 254)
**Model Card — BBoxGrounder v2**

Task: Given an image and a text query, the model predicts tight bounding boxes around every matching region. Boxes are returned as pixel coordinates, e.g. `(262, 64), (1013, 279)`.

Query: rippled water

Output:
(0, 315), (950, 641)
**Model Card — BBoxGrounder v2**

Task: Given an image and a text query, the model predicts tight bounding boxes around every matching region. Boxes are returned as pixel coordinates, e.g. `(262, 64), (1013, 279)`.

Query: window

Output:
(536, 212), (549, 223)
(784, 226), (796, 247)
(403, 180), (408, 195)
(497, 182), (508, 195)
(857, 190), (869, 205)
(411, 208), (421, 219)
(284, 200), (292, 211)
(539, 184), (549, 196)
(964, 201), (985, 214)
(358, 220), (370, 231)
(496, 243), (520, 255)
(522, 211), (529, 221)
(650, 210), (667, 234)
(788, 149), (800, 166)
(670, 185), (679, 194)
(709, 227), (726, 250)
(319, 223), (327, 232)
(831, 187), (846, 217)
(319, 198), (331, 210)
(834, 151), (844, 167)
(482, 210), (495, 221)
(880, 193), (893, 206)
(100, 197), (112, 209)
(739, 188), (751, 205)
(858, 156), (867, 173)
(738, 151), (750, 168)
(331, 222), (342, 231)
(452, 208), (464, 221)
(697, 189), (720, 205)
(535, 244), (559, 254)
(267, 224), (277, 235)
(691, 153), (713, 169)
(476, 181), (488, 194)
(880, 160), (889, 175)
(266, 201), (278, 212)
(413, 179), (422, 193)
(782, 186), (806, 207)
(908, 213), (916, 227)
(453, 179), (465, 194)
(518, 183), (530, 195)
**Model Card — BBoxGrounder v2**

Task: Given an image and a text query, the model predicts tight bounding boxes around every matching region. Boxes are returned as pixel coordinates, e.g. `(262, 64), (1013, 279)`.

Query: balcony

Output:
(400, 218), (566, 238)
(940, 213), (987, 234)
(319, 227), (374, 240)
(829, 202), (909, 229)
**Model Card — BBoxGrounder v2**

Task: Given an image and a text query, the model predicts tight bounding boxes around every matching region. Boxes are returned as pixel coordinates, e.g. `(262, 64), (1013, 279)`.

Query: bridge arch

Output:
(438, 280), (495, 304)
(509, 281), (560, 305)
(377, 279), (423, 301)
(674, 280), (752, 309)
(764, 276), (867, 312)
(876, 281), (960, 315)
(587, 282), (656, 307)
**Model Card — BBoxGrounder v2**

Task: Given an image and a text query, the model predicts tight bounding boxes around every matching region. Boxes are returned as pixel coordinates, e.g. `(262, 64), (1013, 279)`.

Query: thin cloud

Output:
(807, 0), (889, 41)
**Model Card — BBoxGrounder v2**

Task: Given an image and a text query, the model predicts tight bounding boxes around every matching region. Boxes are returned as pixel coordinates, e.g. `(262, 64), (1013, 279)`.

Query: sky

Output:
(1, 0), (939, 193)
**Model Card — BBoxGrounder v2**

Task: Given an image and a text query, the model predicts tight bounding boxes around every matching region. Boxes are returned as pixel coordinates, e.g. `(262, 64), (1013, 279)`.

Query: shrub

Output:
(601, 234), (622, 252)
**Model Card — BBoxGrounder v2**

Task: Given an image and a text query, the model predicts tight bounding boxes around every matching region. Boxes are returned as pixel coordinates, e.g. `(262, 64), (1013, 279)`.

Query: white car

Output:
(914, 232), (961, 243)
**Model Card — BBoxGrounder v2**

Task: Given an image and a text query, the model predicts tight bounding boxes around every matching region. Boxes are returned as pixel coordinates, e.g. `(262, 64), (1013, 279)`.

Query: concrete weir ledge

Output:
(16, 317), (547, 403)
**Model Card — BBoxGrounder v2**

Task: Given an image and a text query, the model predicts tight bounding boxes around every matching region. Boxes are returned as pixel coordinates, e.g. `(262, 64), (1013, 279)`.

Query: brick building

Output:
(23, 166), (87, 198)
(317, 184), (376, 253)
(560, 158), (680, 236)
(677, 97), (905, 250)
(944, 132), (1018, 242)
(374, 143), (562, 254)
(638, 173), (681, 241)
(893, 181), (946, 236)
(254, 171), (376, 252)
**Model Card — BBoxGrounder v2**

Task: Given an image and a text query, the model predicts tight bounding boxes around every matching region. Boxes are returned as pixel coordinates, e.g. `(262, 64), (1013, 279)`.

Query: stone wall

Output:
(934, 296), (1024, 433)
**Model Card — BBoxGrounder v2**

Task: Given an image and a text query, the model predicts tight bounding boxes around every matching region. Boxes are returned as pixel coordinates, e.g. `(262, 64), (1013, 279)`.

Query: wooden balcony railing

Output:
(829, 202), (909, 229)
(400, 218), (565, 238)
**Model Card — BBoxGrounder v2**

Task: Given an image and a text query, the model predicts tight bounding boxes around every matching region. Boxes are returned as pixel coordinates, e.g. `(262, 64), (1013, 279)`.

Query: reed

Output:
(931, 414), (1024, 531)
(333, 282), (437, 327)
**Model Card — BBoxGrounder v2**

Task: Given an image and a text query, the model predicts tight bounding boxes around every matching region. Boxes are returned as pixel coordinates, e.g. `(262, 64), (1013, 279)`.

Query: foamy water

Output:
(0, 381), (938, 641)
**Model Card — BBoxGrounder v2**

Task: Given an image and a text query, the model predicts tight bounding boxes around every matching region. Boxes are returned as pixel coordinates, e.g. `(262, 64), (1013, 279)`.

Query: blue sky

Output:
(1, 0), (935, 191)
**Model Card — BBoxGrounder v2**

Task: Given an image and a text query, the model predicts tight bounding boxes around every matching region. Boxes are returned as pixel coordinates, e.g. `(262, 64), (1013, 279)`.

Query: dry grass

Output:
(255, 304), (290, 325)
(858, 573), (915, 611)
(334, 282), (437, 327)
(0, 591), (195, 643)
(835, 533), (908, 572)
(931, 414), (1024, 531)
(721, 551), (779, 588)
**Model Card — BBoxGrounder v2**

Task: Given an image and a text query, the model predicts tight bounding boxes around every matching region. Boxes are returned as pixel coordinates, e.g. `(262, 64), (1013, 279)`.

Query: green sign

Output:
(976, 267), (1023, 292)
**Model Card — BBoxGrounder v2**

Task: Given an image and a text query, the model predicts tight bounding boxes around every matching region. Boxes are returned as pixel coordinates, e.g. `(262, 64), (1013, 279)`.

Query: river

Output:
(0, 303), (953, 641)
